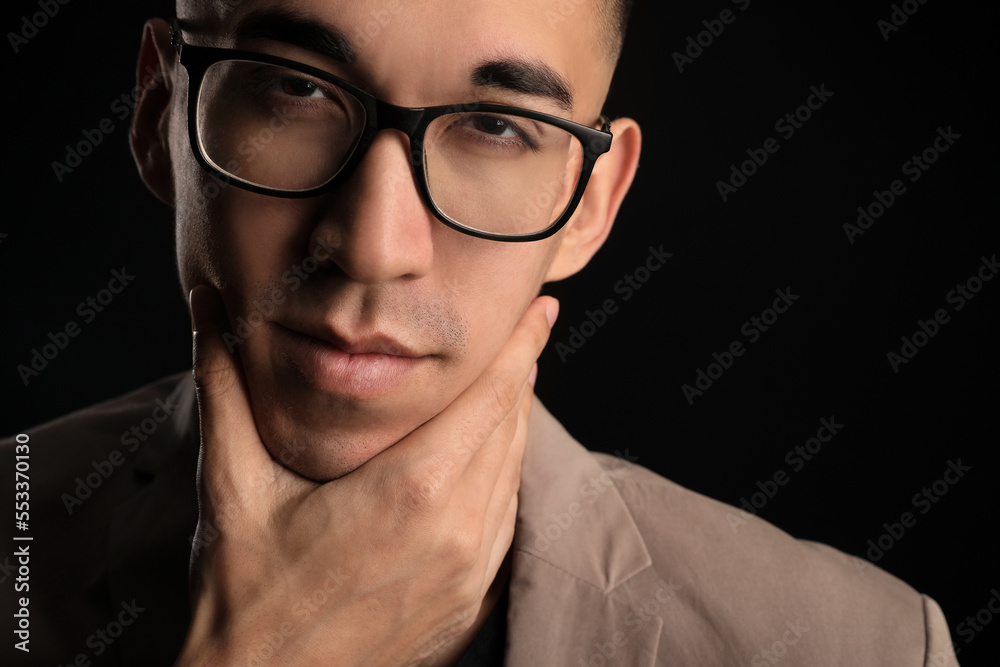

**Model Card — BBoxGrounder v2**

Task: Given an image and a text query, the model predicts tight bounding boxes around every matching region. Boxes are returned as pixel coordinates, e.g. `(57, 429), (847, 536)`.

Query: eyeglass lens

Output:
(195, 60), (585, 236)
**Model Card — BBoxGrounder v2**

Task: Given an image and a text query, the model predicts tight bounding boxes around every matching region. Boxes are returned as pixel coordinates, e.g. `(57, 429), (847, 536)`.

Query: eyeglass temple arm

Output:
(170, 18), (185, 52)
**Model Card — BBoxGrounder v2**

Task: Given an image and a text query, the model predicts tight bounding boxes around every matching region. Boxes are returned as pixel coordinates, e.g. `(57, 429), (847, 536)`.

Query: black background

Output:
(2, 0), (997, 664)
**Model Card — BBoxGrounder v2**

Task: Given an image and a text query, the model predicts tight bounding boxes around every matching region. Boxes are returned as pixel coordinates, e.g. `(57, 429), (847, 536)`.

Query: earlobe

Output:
(130, 19), (176, 207)
(544, 118), (642, 282)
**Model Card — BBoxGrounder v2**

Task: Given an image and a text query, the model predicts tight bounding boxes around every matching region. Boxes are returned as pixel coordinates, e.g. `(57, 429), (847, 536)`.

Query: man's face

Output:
(167, 0), (617, 480)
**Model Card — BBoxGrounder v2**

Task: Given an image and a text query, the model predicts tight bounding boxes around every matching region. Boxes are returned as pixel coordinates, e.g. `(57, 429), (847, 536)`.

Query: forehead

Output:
(182, 0), (611, 117)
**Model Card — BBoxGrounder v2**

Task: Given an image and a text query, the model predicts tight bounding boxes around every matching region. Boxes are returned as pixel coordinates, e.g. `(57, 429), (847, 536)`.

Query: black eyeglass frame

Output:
(172, 26), (614, 242)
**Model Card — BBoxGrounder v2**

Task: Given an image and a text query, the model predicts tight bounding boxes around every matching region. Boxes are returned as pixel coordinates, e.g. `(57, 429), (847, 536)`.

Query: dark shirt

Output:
(454, 581), (508, 667)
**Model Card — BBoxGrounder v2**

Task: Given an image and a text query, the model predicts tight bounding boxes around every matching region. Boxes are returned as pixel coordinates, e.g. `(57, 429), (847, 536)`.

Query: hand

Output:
(175, 286), (558, 666)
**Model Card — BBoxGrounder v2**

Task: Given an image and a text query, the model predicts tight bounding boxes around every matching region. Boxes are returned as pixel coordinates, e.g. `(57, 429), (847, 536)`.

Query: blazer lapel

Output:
(506, 399), (662, 666)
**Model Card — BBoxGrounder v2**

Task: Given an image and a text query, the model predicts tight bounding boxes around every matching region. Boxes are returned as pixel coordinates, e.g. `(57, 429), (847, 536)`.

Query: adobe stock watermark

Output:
(843, 126), (961, 244)
(725, 417), (845, 533)
(61, 396), (180, 515)
(422, 608), (484, 665)
(578, 577), (683, 667)
(671, 0), (752, 73)
(716, 84), (834, 202)
(238, 567), (351, 667)
(348, 0), (402, 52)
(877, 0), (932, 41)
(54, 600), (145, 666)
(681, 287), (800, 405)
(953, 587), (1000, 655)
(886, 253), (996, 373)
(16, 267), (136, 386)
(222, 240), (338, 352)
(406, 421), (501, 508)
(750, 618), (810, 666)
(12, 542), (29, 651)
(555, 245), (672, 362)
(189, 102), (301, 203)
(531, 450), (639, 553)
(51, 66), (165, 182)
(852, 458), (971, 575)
(0, 553), (15, 586)
(7, 0), (72, 54)
(189, 452), (318, 556)
(189, 513), (227, 561)
(387, 390), (520, 511)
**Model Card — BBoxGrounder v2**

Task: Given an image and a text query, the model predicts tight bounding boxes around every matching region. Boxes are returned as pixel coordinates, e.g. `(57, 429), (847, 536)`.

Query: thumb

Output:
(190, 285), (271, 500)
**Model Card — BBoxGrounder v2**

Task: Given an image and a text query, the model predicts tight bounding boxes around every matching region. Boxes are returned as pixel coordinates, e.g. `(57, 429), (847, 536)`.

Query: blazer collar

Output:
(506, 398), (660, 666)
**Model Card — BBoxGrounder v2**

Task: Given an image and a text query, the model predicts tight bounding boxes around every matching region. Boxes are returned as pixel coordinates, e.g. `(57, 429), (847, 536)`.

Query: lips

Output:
(291, 319), (421, 357)
(276, 322), (424, 398)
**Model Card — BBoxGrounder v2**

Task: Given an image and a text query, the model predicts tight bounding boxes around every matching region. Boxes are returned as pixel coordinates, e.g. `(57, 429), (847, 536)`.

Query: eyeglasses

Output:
(172, 26), (613, 242)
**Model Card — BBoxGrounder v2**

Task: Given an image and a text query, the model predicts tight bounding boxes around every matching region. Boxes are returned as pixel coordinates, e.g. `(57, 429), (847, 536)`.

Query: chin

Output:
(238, 330), (467, 481)
(251, 392), (424, 482)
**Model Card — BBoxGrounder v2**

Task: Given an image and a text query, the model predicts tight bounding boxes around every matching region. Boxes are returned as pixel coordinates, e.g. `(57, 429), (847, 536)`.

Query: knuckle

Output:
(438, 526), (481, 572)
(394, 463), (449, 516)
(192, 338), (238, 400)
(478, 370), (520, 415)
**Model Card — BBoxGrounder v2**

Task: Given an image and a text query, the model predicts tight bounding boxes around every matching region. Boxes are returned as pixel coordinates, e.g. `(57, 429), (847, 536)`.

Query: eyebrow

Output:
(231, 9), (574, 111)
(472, 60), (574, 111)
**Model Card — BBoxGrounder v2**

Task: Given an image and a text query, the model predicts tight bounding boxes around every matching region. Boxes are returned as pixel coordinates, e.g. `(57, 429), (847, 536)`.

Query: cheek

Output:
(171, 84), (313, 296)
(176, 168), (313, 299)
(446, 240), (557, 372)
(215, 194), (307, 282)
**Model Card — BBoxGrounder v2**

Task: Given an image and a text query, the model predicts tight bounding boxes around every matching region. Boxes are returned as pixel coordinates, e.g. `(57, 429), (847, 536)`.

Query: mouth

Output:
(275, 322), (425, 399)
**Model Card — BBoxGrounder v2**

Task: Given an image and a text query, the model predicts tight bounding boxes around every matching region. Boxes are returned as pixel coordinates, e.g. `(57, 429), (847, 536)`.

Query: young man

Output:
(1, 0), (960, 664)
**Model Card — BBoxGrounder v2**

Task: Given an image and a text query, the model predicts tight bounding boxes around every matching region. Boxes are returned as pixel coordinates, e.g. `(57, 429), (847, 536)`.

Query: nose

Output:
(309, 130), (435, 284)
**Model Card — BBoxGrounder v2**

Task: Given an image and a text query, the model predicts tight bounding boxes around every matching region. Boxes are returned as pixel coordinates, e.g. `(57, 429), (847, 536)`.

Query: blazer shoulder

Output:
(1, 372), (193, 461)
(0, 372), (195, 527)
(587, 451), (959, 665)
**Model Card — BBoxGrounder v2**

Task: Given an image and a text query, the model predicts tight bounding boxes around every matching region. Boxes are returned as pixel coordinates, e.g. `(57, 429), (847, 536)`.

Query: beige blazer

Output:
(1, 373), (958, 665)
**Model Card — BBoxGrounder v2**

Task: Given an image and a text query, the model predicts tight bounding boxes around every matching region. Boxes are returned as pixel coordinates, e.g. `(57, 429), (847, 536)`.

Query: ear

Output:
(130, 18), (176, 207)
(545, 117), (641, 282)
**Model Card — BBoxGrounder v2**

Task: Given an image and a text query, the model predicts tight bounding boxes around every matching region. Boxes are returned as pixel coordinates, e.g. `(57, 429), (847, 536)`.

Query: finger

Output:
(482, 491), (518, 599)
(190, 285), (274, 502)
(475, 379), (532, 564)
(461, 361), (533, 526)
(387, 296), (558, 491)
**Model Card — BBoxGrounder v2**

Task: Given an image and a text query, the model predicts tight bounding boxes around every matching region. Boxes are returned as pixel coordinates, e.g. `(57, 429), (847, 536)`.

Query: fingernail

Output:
(528, 363), (538, 386)
(545, 299), (559, 328)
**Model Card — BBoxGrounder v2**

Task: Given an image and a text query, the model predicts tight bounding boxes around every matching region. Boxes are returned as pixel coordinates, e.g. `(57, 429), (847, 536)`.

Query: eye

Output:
(246, 66), (334, 101)
(469, 115), (519, 138)
(280, 77), (325, 98)
(453, 114), (539, 152)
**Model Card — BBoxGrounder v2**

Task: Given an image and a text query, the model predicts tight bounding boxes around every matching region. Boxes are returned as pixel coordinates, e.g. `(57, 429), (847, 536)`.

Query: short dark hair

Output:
(603, 0), (634, 61)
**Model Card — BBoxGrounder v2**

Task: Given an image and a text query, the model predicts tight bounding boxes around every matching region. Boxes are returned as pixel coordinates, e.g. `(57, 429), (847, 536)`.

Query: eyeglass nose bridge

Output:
(351, 99), (429, 170)
(373, 100), (426, 136)
(332, 98), (439, 215)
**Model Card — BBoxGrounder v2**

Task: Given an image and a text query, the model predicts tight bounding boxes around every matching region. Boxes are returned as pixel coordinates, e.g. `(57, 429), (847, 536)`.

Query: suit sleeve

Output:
(922, 595), (960, 667)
